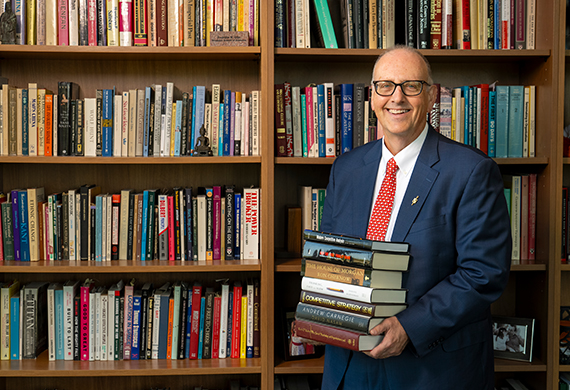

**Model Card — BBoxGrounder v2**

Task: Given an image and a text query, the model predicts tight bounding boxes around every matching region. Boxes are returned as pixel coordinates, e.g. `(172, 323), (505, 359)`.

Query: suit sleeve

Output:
(396, 158), (511, 357)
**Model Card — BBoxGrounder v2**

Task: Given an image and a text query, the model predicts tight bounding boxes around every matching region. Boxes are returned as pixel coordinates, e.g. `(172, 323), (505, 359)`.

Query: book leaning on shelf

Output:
(295, 231), (410, 351)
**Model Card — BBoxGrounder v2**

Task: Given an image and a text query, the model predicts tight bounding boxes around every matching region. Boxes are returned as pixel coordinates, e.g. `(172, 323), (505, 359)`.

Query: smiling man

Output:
(319, 46), (512, 389)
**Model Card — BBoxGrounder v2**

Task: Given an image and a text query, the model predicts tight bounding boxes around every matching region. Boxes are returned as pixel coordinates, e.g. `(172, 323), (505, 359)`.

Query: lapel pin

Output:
(411, 196), (419, 206)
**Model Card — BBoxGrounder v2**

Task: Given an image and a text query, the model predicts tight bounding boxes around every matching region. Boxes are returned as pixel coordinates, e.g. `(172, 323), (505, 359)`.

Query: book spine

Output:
(300, 289), (376, 316)
(230, 284), (241, 358)
(121, 0), (134, 45)
(80, 286), (90, 360)
(295, 302), (374, 333)
(295, 319), (377, 351)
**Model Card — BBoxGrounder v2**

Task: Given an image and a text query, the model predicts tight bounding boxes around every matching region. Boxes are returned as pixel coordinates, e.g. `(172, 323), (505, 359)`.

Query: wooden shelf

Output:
(274, 355), (325, 374)
(0, 351), (262, 377)
(0, 45), (261, 61)
(494, 358), (546, 372)
(274, 48), (551, 63)
(0, 259), (261, 273)
(0, 156), (262, 165)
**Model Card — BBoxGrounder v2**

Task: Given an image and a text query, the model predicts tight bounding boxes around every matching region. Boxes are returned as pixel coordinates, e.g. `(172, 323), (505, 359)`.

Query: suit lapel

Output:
(391, 128), (440, 242)
(353, 141), (383, 238)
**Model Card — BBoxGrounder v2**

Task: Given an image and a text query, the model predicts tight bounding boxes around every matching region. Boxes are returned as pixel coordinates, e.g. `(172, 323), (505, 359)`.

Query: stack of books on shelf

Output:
(503, 174), (536, 265)
(10, 0), (260, 46)
(0, 185), (260, 262)
(0, 81), (261, 158)
(274, 81), (536, 159)
(0, 277), (260, 360)
(294, 229), (410, 351)
(275, 0), (536, 50)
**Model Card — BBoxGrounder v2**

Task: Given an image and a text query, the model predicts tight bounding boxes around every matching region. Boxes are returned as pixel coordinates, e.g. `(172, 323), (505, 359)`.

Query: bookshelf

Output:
(0, 0), (567, 390)
(271, 1), (563, 390)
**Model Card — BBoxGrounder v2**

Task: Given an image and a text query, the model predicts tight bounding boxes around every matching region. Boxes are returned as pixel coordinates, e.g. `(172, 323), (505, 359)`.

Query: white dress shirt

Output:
(369, 124), (429, 241)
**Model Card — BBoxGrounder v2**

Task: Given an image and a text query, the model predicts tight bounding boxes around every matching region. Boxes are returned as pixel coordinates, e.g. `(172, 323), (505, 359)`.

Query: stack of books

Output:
(294, 230), (410, 351)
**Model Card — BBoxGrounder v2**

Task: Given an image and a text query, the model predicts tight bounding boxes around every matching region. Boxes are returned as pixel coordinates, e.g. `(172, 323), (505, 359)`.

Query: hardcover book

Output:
(23, 281), (49, 359)
(302, 239), (410, 270)
(301, 276), (407, 304)
(299, 290), (406, 317)
(295, 302), (385, 333)
(304, 230), (410, 253)
(294, 318), (383, 351)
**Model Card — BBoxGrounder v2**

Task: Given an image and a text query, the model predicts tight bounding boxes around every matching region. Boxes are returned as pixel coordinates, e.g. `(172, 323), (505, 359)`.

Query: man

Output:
(319, 46), (511, 389)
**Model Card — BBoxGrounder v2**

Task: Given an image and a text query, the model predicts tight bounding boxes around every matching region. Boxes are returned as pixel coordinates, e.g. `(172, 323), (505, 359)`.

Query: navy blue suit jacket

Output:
(319, 127), (511, 390)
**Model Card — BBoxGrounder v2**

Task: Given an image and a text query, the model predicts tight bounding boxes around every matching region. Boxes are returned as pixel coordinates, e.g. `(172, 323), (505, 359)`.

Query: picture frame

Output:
(280, 307), (324, 361)
(492, 316), (535, 362)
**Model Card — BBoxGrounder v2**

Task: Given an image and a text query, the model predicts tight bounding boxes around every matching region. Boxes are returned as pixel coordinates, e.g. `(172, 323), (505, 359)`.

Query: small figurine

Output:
(0, 2), (16, 45)
(194, 124), (213, 156)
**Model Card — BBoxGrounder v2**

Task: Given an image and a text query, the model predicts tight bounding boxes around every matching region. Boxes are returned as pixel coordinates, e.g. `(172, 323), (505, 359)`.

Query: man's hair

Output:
(371, 45), (434, 85)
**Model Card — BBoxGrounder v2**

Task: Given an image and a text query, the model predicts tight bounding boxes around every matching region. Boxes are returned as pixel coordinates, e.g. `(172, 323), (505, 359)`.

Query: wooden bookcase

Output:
(0, 0), (567, 389)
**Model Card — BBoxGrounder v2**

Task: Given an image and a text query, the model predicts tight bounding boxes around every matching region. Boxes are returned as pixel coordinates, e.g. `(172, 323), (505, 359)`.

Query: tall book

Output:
(23, 281), (49, 359)
(57, 82), (79, 156)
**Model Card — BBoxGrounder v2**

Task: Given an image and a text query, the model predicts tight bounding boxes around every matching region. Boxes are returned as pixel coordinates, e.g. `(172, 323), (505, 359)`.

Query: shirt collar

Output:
(381, 124), (428, 176)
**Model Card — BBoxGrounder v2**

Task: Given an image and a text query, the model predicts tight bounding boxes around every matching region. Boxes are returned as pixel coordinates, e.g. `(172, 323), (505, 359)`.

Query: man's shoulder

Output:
(435, 132), (493, 166)
(333, 140), (381, 168)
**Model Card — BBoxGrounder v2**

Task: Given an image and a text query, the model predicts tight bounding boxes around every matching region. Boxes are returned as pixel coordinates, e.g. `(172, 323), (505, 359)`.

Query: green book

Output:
(313, 0), (338, 48)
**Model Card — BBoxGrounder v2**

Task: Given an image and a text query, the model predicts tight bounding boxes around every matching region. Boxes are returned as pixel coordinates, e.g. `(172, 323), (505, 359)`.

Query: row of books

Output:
(12, 0), (260, 46)
(298, 186), (326, 234)
(275, 81), (536, 159)
(0, 278), (260, 361)
(293, 230), (411, 351)
(0, 81), (261, 158)
(0, 185), (260, 262)
(275, 0), (536, 50)
(503, 174), (537, 265)
(434, 84), (536, 159)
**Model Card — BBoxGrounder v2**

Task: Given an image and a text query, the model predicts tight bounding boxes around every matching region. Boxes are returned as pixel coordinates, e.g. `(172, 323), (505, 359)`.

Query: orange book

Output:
(166, 294), (174, 359)
(44, 94), (53, 156)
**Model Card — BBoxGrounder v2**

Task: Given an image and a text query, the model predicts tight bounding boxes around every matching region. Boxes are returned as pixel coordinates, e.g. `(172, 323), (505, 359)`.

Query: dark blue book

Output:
(22, 89), (29, 155)
(131, 290), (142, 360)
(11, 190), (21, 261)
(102, 88), (115, 156)
(18, 190), (29, 261)
(340, 84), (353, 154)
(184, 188), (193, 261)
(234, 192), (241, 260)
(184, 285), (192, 358)
(223, 89), (232, 156)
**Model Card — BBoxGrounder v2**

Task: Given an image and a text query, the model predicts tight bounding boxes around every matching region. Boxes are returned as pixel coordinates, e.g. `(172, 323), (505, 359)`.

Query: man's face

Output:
(371, 50), (436, 149)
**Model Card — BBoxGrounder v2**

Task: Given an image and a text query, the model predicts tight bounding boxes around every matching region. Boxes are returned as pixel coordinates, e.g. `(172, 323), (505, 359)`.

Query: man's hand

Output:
(364, 316), (409, 359)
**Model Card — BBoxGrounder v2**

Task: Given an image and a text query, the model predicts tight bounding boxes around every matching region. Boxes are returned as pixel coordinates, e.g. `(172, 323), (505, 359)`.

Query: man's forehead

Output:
(375, 51), (428, 77)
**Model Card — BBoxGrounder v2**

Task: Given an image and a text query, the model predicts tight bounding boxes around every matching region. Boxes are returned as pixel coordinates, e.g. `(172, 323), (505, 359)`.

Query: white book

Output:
(153, 84), (162, 157)
(128, 89), (137, 157)
(528, 85), (535, 158)
(298, 185), (312, 233)
(211, 84), (220, 156)
(303, 0), (310, 47)
(197, 194), (207, 261)
(84, 98), (97, 157)
(106, 194), (113, 261)
(151, 290), (161, 359)
(100, 289), (108, 360)
(27, 83), (38, 156)
(16, 88), (23, 155)
(162, 82), (174, 156)
(106, 0), (119, 45)
(218, 282), (229, 358)
(94, 288), (102, 360)
(223, 0), (230, 31)
(107, 288), (115, 360)
(121, 91), (129, 157)
(113, 94), (123, 156)
(63, 280), (78, 360)
(243, 187), (259, 259)
(295, 0), (304, 48)
(89, 289), (95, 360)
(167, 0), (179, 46)
(302, 276), (407, 304)
(136, 88), (145, 156)
(47, 283), (57, 361)
(68, 189), (77, 260)
(68, 0), (79, 45)
(526, 0), (536, 49)
(251, 90), (259, 156)
(292, 86), (302, 157)
(243, 98), (249, 156)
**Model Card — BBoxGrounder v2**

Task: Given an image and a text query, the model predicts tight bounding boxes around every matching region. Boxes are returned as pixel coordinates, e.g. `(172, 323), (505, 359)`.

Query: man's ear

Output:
(427, 84), (437, 107)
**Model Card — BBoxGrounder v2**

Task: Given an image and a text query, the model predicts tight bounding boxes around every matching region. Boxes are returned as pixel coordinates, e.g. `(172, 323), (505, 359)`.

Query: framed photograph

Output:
(280, 307), (324, 361)
(492, 316), (535, 362)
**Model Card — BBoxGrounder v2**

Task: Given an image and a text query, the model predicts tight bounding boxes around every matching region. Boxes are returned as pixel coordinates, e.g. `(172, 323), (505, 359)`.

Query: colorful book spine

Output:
(340, 84), (353, 153)
(120, 0), (134, 45)
(102, 89), (114, 156)
(18, 191), (30, 261)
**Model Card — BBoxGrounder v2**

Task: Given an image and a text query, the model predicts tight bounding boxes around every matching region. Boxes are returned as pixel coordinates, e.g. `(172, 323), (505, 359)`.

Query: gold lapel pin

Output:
(411, 196), (419, 206)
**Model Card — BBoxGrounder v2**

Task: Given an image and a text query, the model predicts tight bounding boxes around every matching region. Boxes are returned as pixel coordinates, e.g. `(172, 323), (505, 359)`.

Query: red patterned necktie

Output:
(367, 157), (399, 241)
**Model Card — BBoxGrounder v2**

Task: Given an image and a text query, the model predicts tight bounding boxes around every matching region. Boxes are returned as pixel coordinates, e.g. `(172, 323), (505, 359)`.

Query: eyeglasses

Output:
(372, 80), (431, 97)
